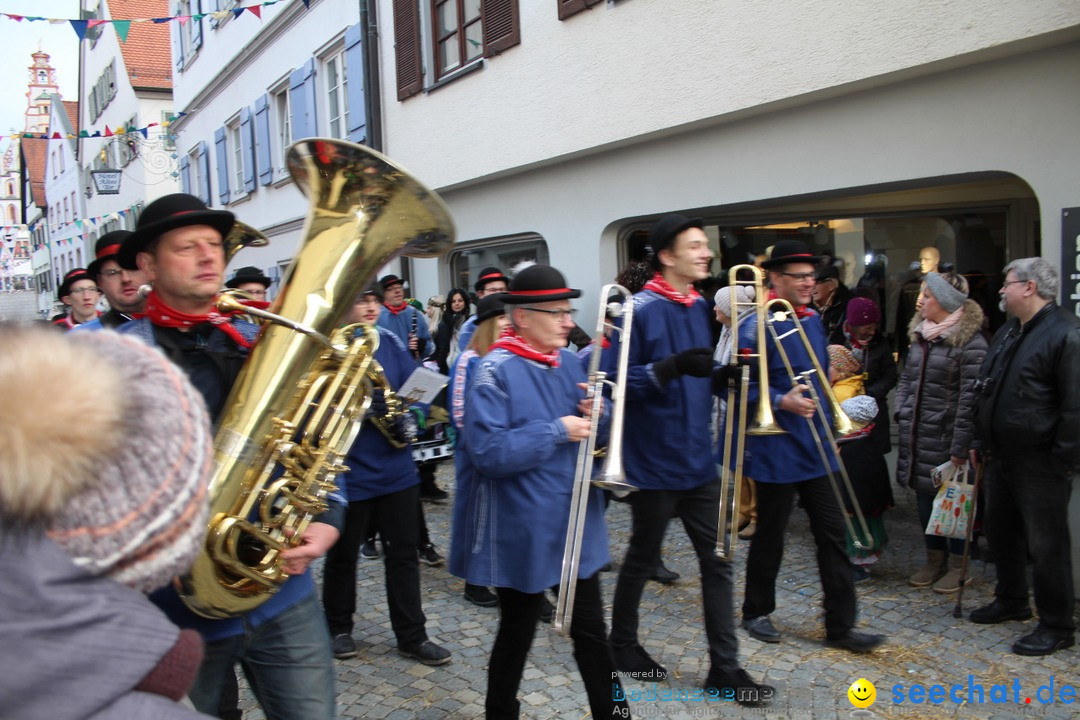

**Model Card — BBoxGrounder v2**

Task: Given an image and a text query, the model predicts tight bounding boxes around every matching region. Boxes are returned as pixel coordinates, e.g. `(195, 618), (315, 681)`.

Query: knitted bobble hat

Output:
(841, 394), (879, 426)
(713, 285), (755, 319)
(0, 326), (212, 593)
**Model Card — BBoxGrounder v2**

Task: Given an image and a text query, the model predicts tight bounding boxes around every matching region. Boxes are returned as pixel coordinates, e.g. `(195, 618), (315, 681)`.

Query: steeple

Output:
(25, 49), (61, 134)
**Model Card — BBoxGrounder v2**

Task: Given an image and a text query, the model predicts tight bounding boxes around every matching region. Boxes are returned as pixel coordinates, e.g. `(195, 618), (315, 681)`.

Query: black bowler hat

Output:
(87, 230), (134, 278)
(379, 274), (405, 290)
(474, 267), (509, 293)
(647, 214), (704, 262)
(501, 265), (581, 304)
(814, 264), (840, 282)
(226, 266), (272, 289)
(359, 282), (384, 301)
(58, 268), (94, 299)
(475, 293), (507, 323)
(760, 239), (824, 270)
(118, 193), (235, 269)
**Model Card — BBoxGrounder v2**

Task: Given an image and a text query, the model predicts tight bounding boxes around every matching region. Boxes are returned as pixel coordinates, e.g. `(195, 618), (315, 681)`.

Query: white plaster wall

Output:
(378, 0), (1080, 190)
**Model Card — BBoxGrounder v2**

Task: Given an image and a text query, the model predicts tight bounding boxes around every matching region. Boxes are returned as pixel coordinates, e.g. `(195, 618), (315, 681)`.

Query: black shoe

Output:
(418, 543), (444, 567)
(420, 485), (449, 502)
(398, 640), (452, 666)
(359, 539), (381, 560)
(464, 584), (498, 608)
(538, 596), (555, 624)
(825, 630), (885, 653)
(1012, 629), (1074, 656)
(969, 600), (1033, 625)
(331, 633), (357, 659)
(650, 561), (680, 585)
(742, 616), (781, 643)
(611, 643), (668, 680)
(704, 668), (775, 707)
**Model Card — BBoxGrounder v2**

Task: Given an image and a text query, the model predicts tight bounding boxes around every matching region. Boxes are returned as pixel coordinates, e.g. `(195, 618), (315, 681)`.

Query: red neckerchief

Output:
(54, 312), (100, 329)
(490, 327), (561, 367)
(643, 272), (701, 307)
(237, 298), (271, 311)
(767, 291), (815, 319)
(141, 290), (253, 349)
(384, 302), (409, 315)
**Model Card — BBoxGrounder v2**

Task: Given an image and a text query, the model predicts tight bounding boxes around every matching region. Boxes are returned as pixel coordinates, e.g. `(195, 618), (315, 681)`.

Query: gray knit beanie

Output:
(713, 285), (755, 319)
(841, 394), (879, 426)
(924, 271), (967, 313)
(0, 326), (212, 593)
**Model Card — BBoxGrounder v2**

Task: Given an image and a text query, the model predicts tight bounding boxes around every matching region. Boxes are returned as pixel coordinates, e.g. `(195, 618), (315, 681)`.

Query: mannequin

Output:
(895, 247), (940, 359)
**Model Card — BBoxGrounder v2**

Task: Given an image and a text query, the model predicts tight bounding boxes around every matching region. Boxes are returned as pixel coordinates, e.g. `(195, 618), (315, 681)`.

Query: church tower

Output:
(24, 49), (61, 134)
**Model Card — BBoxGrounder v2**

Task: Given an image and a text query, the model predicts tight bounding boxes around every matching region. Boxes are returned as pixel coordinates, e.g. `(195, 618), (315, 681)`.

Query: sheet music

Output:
(398, 366), (449, 404)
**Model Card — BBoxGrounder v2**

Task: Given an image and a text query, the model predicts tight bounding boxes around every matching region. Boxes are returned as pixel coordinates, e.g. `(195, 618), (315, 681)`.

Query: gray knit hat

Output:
(713, 285), (755, 319)
(841, 394), (879, 426)
(924, 271), (967, 313)
(0, 326), (212, 593)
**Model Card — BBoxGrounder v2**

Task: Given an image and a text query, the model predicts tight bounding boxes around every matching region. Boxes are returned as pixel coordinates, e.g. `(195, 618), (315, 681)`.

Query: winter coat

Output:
(895, 300), (987, 493)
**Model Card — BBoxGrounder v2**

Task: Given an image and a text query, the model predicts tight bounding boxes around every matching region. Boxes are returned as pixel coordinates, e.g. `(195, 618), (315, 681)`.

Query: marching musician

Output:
(605, 214), (770, 705)
(321, 284), (453, 667)
(735, 239), (885, 653)
(115, 193), (342, 720)
(459, 264), (628, 720)
(377, 273), (434, 358)
(76, 230), (148, 330)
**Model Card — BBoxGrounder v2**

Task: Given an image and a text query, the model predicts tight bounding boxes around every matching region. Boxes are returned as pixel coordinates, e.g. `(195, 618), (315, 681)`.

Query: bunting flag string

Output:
(0, 0), (306, 43)
(0, 113), (187, 143)
(18, 205), (142, 251)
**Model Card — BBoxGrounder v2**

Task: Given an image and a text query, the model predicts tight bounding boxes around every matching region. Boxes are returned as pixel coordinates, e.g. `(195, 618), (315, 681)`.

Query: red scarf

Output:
(384, 302), (410, 315)
(141, 290), (254, 349)
(767, 291), (815, 319)
(643, 272), (701, 307)
(490, 327), (561, 367)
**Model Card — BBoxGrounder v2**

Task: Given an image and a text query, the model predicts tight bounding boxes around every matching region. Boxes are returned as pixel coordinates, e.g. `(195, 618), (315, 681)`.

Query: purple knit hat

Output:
(846, 297), (881, 327)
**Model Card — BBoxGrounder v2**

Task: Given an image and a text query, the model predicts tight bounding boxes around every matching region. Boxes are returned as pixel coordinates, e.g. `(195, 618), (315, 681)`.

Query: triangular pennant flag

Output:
(51, 132), (61, 139)
(69, 19), (89, 41)
(87, 19), (106, 28)
(6, 14), (24, 21)
(75, 220), (82, 229)
(247, 6), (262, 19)
(302, 0), (310, 8)
(231, 8), (244, 17)
(113, 20), (131, 42)
(178, 16), (190, 25)
(151, 17), (170, 23)
(140, 127), (149, 138)
(104, 126), (113, 137)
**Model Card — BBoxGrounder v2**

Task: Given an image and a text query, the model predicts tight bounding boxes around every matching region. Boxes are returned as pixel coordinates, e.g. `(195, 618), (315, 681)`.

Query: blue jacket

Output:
(606, 291), (716, 491)
(340, 327), (423, 502)
(456, 315), (478, 352)
(457, 348), (610, 593)
(377, 304), (434, 358)
(725, 307), (839, 483)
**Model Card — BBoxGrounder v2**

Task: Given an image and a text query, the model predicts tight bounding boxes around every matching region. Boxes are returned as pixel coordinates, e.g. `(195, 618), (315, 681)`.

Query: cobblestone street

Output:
(242, 461), (1076, 720)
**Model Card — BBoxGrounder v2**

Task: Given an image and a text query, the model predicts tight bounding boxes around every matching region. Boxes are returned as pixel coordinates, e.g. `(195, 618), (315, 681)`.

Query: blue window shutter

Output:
(191, 0), (203, 51)
(214, 126), (230, 204)
(344, 23), (367, 144)
(179, 154), (191, 195)
(197, 141), (211, 206)
(289, 59), (317, 140)
(254, 94), (272, 186)
(240, 107), (255, 193)
(171, 14), (184, 71)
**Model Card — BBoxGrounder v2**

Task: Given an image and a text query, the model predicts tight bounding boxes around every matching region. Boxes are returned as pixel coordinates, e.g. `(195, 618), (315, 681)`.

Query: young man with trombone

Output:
(606, 214), (772, 705)
(736, 240), (884, 653)
(459, 264), (628, 720)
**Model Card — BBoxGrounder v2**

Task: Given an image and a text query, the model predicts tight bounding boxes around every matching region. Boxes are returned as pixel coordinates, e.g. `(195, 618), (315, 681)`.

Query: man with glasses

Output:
(457, 266), (509, 351)
(736, 239), (884, 654)
(970, 258), (1080, 656)
(52, 268), (102, 329)
(225, 265), (272, 301)
(606, 213), (771, 705)
(77, 231), (148, 330)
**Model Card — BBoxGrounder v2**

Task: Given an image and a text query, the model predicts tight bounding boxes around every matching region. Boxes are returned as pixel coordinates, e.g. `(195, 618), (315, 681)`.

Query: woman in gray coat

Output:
(895, 271), (987, 593)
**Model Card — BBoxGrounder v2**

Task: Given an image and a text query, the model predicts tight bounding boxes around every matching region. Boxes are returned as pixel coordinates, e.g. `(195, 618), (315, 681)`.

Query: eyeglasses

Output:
(522, 307), (578, 320)
(68, 287), (101, 296)
(777, 272), (816, 282)
(1001, 279), (1029, 288)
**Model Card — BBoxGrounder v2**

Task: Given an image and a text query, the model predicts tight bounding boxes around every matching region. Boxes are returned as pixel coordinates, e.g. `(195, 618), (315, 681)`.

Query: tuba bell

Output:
(179, 139), (454, 618)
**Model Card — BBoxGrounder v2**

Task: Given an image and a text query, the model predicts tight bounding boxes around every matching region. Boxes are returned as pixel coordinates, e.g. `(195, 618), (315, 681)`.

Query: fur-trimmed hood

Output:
(908, 299), (985, 348)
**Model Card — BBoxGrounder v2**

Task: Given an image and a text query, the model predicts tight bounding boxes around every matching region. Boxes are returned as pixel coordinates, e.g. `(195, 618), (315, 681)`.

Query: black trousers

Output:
(487, 575), (627, 719)
(322, 485), (428, 647)
(742, 476), (857, 639)
(984, 453), (1075, 635)
(610, 481), (739, 675)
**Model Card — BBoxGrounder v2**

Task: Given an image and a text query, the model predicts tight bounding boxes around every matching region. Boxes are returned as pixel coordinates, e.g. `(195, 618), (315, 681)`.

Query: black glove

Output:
(653, 347), (715, 386)
(368, 388), (389, 417)
(710, 364), (739, 394)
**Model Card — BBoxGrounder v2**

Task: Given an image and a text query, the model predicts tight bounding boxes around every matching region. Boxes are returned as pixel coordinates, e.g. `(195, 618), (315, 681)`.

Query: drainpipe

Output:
(360, 0), (383, 152)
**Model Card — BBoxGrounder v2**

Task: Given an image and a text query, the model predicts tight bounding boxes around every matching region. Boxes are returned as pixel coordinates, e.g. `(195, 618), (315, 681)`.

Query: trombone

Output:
(553, 283), (635, 635)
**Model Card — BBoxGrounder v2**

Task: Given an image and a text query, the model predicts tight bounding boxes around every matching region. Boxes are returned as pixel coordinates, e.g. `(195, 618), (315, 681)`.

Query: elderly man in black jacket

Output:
(970, 257), (1080, 656)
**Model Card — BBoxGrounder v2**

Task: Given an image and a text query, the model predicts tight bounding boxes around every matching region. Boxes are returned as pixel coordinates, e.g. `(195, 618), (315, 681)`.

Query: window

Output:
(231, 123), (244, 193)
(448, 235), (548, 297)
(174, 0), (204, 71)
(324, 50), (349, 139)
(62, 198), (69, 225)
(162, 112), (178, 150)
(117, 115), (138, 167)
(558, 0), (601, 20)
(394, 0), (520, 99)
(69, 192), (76, 221)
(88, 61), (117, 123)
(274, 86), (291, 172)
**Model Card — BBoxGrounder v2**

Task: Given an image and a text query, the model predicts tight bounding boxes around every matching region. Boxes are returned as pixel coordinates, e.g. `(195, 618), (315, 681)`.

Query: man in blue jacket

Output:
(321, 284), (452, 667)
(606, 214), (770, 705)
(737, 240), (884, 654)
(377, 273), (434, 358)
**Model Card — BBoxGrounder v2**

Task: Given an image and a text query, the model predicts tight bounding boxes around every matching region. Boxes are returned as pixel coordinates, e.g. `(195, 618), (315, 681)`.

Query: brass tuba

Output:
(179, 139), (454, 618)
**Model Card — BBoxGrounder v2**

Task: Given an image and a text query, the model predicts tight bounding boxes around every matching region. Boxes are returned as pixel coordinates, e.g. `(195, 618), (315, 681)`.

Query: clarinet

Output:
(410, 312), (421, 359)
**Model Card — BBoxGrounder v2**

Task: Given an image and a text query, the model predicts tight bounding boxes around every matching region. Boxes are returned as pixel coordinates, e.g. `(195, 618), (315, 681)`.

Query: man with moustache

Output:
(736, 240), (884, 654)
(76, 230), (147, 330)
(116, 193), (341, 720)
(970, 258), (1080, 656)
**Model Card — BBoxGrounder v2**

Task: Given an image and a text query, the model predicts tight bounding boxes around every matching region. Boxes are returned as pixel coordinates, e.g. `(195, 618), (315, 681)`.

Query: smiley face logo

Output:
(847, 678), (876, 708)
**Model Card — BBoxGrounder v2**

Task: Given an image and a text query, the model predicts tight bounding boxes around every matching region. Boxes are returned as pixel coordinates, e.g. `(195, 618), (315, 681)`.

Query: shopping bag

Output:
(925, 462), (975, 539)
